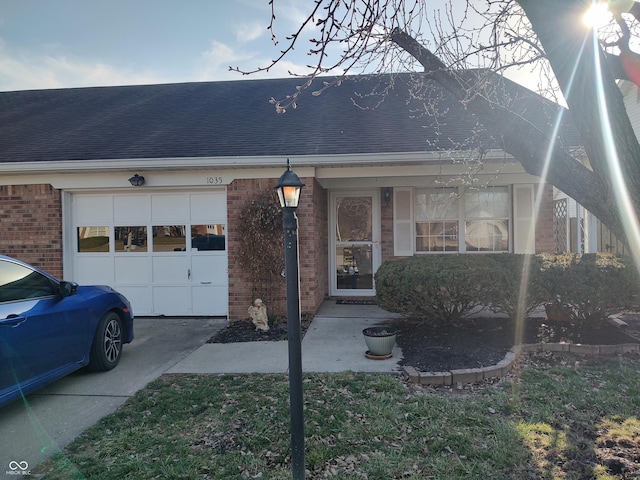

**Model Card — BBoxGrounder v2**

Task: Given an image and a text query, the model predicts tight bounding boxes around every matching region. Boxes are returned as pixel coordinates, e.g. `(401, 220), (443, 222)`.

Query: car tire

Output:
(88, 312), (123, 372)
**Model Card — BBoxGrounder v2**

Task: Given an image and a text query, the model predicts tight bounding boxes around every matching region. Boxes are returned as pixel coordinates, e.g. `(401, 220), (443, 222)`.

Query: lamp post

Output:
(275, 160), (306, 479)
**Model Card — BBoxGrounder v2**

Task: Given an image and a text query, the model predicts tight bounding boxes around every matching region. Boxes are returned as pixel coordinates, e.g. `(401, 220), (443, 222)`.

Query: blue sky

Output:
(0, 0), (314, 91)
(0, 0), (545, 94)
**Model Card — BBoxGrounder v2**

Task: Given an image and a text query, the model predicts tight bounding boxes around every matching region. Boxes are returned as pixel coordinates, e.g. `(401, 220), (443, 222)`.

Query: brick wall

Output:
(535, 183), (555, 253)
(0, 184), (63, 277)
(227, 177), (328, 321)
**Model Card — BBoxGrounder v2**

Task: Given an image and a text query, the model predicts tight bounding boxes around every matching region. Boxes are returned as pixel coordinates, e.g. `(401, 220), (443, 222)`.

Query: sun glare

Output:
(583, 2), (611, 28)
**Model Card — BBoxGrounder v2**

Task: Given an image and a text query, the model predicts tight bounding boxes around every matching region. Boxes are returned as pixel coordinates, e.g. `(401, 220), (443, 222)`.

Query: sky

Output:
(0, 0), (317, 92)
(0, 0), (546, 94)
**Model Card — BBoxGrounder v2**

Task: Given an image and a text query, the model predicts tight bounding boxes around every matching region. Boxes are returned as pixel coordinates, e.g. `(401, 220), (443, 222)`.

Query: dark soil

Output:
(388, 313), (640, 372)
(209, 312), (640, 372)
(208, 314), (314, 343)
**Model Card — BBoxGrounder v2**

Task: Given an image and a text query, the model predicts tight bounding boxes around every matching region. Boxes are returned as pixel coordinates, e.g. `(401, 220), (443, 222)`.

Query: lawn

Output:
(36, 353), (640, 479)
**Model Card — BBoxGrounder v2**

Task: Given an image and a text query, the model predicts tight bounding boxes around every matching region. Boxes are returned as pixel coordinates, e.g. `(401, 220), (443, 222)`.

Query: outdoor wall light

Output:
(128, 174), (145, 187)
(382, 187), (392, 206)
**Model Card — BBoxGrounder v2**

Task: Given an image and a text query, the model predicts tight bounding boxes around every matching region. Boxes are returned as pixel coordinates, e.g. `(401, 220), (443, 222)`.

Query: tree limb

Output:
(390, 28), (601, 210)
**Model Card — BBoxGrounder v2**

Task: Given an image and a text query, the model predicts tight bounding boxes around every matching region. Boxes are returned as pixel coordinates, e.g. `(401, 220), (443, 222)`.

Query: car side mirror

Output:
(59, 281), (78, 297)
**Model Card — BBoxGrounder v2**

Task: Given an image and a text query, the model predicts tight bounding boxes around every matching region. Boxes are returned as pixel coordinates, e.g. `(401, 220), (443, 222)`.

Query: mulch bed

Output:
(388, 314), (640, 372)
(208, 312), (640, 372)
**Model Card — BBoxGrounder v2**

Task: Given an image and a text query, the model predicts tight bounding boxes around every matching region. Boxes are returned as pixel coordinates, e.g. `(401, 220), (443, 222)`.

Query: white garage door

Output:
(71, 190), (228, 316)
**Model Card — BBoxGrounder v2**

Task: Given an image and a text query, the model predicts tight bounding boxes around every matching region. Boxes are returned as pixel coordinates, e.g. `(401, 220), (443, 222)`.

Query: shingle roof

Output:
(0, 73), (577, 163)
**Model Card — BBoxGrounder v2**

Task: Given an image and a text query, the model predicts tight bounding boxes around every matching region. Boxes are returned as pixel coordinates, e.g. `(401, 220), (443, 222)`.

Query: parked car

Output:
(0, 255), (134, 407)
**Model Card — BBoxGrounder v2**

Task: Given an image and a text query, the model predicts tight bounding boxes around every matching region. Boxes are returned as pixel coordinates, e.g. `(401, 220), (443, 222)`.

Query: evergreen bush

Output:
(374, 255), (496, 323)
(539, 253), (640, 324)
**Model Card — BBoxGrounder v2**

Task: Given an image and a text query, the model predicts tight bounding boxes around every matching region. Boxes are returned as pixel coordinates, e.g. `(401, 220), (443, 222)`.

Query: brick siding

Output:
(0, 184), (63, 278)
(227, 177), (328, 321)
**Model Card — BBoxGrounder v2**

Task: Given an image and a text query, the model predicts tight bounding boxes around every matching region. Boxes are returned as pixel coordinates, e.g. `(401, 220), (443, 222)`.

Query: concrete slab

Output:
(0, 317), (224, 478)
(168, 341), (289, 374)
(301, 316), (402, 373)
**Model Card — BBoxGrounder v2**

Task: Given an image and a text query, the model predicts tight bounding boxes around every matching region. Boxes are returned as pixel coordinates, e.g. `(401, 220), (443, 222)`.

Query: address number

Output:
(206, 176), (223, 185)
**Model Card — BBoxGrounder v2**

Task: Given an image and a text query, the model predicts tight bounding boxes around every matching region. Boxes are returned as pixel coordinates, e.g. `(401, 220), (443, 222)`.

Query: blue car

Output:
(0, 255), (134, 407)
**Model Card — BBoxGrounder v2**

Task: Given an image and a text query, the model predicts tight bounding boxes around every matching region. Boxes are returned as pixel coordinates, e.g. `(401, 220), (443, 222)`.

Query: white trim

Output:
(513, 184), (536, 254)
(393, 188), (414, 256)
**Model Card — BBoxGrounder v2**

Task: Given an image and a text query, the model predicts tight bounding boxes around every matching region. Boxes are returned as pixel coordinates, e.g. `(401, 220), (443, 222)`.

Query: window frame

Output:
(411, 186), (512, 254)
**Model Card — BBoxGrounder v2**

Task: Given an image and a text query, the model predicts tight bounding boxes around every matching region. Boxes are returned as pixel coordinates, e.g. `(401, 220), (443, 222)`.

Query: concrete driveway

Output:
(0, 317), (225, 478)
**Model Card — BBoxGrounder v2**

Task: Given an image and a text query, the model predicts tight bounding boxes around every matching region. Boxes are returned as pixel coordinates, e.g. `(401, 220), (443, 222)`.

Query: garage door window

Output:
(191, 224), (226, 251)
(115, 226), (148, 252)
(152, 225), (186, 252)
(77, 226), (110, 252)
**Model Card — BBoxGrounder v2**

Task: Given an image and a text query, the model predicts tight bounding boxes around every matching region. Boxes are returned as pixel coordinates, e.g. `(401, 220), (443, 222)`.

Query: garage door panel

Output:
(114, 196), (151, 223)
(151, 195), (189, 222)
(152, 256), (188, 284)
(74, 256), (114, 285)
(115, 256), (150, 284)
(190, 192), (226, 222)
(191, 256), (227, 286)
(153, 286), (189, 315)
(117, 286), (152, 315)
(192, 285), (227, 315)
(74, 196), (113, 223)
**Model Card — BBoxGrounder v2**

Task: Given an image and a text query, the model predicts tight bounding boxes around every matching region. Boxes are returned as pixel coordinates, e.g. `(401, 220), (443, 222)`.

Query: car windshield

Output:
(0, 260), (57, 302)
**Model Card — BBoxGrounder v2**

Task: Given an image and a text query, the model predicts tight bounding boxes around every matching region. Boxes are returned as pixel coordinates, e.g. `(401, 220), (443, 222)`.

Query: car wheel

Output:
(88, 312), (123, 372)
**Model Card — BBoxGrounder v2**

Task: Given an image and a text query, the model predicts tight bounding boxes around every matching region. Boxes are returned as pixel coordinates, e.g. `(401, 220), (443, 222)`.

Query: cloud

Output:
(197, 39), (310, 81)
(234, 21), (266, 43)
(0, 41), (170, 91)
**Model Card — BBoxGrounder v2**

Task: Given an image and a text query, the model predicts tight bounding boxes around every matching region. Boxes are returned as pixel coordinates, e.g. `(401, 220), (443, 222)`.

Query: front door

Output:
(330, 191), (380, 296)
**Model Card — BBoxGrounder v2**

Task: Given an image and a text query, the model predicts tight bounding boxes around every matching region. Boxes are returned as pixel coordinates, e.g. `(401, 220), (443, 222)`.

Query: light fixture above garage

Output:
(128, 174), (145, 187)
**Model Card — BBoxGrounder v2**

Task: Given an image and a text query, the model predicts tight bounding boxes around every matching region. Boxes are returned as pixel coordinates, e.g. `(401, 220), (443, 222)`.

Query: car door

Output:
(0, 260), (87, 396)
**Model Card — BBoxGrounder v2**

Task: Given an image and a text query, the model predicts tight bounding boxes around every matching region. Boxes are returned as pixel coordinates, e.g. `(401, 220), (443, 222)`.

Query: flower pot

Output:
(362, 326), (397, 357)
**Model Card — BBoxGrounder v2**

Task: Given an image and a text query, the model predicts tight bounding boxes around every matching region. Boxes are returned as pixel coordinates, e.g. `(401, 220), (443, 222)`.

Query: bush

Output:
(375, 255), (498, 323)
(485, 254), (547, 319)
(539, 253), (640, 324)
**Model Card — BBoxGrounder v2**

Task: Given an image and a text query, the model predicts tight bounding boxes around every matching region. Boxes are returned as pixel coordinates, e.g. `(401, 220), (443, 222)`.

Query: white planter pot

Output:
(362, 326), (397, 357)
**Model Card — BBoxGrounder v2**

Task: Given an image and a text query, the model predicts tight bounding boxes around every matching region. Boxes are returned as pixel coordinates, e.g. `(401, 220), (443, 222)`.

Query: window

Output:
(415, 188), (459, 252)
(413, 187), (510, 253)
(191, 224), (226, 251)
(77, 226), (110, 252)
(464, 187), (509, 252)
(115, 226), (148, 252)
(0, 260), (57, 302)
(152, 225), (186, 252)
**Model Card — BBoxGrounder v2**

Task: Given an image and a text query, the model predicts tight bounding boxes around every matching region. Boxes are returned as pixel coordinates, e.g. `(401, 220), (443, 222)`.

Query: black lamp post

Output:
(275, 160), (306, 479)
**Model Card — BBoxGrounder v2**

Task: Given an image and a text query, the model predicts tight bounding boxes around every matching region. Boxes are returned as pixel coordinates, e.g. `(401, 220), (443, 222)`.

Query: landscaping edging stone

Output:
(402, 342), (640, 385)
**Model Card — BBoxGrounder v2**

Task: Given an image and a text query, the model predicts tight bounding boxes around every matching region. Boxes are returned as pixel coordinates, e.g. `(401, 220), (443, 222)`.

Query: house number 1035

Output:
(206, 176), (223, 184)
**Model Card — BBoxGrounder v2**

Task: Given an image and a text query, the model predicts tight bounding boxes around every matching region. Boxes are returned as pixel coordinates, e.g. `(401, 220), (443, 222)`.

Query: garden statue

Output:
(248, 298), (269, 331)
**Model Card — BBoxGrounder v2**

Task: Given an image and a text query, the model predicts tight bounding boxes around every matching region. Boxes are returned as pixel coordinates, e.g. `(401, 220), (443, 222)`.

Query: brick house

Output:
(0, 73), (574, 320)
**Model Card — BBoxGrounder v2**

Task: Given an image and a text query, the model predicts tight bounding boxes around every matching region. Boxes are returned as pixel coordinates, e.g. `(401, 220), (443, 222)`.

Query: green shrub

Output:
(539, 253), (640, 324)
(485, 254), (547, 319)
(374, 255), (497, 323)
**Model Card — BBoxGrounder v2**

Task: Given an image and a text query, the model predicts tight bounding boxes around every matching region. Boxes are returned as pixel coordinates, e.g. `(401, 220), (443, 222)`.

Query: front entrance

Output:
(330, 191), (381, 296)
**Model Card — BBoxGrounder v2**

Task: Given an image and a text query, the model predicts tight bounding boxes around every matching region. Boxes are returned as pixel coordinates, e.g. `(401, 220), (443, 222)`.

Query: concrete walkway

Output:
(169, 301), (404, 374)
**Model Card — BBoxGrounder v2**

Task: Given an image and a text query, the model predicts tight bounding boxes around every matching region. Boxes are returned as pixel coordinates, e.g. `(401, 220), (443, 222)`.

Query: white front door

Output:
(330, 191), (381, 296)
(71, 191), (228, 316)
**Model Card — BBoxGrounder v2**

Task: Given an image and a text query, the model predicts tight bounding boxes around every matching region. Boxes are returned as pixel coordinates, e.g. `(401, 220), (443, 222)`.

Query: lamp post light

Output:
(275, 160), (306, 479)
